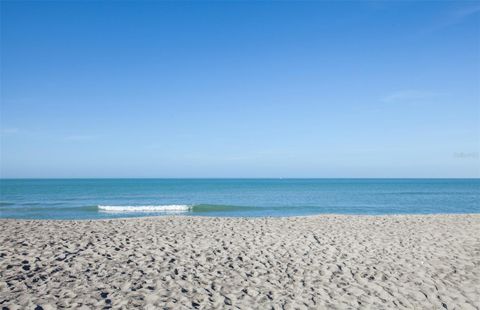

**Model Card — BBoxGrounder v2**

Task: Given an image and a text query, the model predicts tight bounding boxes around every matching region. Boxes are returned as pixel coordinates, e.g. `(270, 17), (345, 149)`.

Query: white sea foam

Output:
(98, 205), (191, 213)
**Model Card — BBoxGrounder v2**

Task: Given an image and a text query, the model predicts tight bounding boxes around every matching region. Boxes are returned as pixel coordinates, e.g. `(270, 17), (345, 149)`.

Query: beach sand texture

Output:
(1, 214), (479, 309)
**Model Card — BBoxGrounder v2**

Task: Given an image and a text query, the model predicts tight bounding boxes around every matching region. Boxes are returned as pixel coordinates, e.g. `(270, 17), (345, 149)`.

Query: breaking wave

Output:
(98, 205), (192, 213)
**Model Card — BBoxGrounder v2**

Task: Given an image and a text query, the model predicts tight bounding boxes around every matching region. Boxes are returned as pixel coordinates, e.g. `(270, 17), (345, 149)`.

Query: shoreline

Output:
(1, 214), (479, 309)
(2, 212), (480, 222)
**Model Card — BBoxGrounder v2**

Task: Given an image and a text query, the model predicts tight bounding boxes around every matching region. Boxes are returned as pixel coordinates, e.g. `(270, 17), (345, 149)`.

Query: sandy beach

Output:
(1, 214), (479, 309)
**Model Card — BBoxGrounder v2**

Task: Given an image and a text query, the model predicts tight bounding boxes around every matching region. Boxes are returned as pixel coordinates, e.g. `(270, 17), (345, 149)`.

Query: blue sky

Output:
(1, 1), (479, 178)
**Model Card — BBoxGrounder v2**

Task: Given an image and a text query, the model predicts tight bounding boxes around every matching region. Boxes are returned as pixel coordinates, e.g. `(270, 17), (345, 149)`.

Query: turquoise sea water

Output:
(0, 179), (479, 220)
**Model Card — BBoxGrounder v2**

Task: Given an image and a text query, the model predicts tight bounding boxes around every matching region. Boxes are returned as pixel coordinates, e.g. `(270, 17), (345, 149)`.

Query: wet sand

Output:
(1, 214), (479, 309)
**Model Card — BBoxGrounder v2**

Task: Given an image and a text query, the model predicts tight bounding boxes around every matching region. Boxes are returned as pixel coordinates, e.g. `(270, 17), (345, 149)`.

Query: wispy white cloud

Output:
(421, 4), (480, 35)
(0, 128), (19, 135)
(382, 90), (444, 104)
(454, 5), (480, 20)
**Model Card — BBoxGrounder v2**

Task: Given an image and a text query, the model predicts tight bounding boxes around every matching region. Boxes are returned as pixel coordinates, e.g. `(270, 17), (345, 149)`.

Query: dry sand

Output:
(1, 214), (479, 309)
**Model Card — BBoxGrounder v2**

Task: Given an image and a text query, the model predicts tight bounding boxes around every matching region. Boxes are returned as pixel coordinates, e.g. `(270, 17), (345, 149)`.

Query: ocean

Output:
(0, 179), (479, 220)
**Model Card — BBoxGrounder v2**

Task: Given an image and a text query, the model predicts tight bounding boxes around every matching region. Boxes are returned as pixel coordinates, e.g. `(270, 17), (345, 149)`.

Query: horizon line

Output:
(1, 177), (479, 180)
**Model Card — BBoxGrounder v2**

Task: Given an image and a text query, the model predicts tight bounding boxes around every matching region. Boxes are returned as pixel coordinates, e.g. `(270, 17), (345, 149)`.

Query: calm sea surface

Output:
(0, 179), (478, 219)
